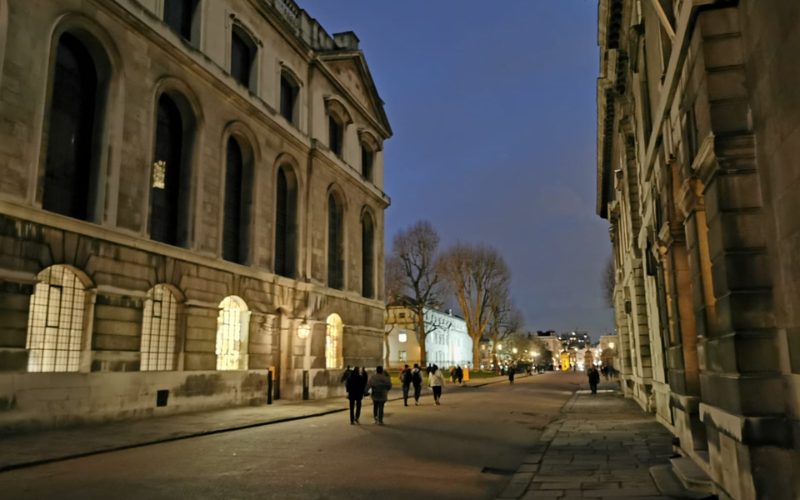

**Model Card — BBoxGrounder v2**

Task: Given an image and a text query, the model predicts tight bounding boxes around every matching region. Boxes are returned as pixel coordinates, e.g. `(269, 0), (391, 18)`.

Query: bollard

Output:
(302, 370), (310, 400)
(267, 370), (273, 405)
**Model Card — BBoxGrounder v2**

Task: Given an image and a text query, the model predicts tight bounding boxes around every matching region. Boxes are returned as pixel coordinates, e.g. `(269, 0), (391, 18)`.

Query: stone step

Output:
(649, 464), (716, 499)
(670, 457), (715, 493)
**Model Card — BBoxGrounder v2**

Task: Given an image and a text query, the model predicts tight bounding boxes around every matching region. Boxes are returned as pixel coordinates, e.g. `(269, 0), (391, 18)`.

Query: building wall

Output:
(597, 1), (798, 498)
(385, 306), (472, 369)
(0, 0), (391, 429)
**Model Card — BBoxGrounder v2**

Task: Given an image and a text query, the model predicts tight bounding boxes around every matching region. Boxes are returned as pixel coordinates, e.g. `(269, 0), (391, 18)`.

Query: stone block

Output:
(184, 339), (215, 354)
(699, 6), (740, 37)
(0, 348), (27, 371)
(94, 304), (141, 322)
(703, 37), (744, 70)
(94, 319), (140, 337)
(92, 333), (140, 352)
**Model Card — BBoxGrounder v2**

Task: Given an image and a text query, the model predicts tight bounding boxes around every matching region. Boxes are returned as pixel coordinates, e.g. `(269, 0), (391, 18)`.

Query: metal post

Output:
(267, 370), (273, 405)
(302, 370), (309, 400)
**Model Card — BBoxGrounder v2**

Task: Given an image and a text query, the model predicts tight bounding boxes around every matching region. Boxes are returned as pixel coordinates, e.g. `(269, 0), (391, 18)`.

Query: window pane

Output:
(231, 29), (252, 88)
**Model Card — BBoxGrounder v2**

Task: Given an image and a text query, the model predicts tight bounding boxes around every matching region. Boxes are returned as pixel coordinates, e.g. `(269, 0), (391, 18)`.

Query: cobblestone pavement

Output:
(499, 388), (676, 500)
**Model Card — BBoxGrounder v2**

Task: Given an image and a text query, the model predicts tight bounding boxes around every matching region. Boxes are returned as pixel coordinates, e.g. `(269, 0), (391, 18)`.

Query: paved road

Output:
(0, 372), (584, 500)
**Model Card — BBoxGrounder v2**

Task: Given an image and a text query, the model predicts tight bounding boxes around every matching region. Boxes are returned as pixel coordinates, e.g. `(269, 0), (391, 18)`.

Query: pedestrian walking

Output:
(455, 365), (463, 385)
(588, 366), (600, 394)
(399, 364), (412, 406)
(346, 366), (367, 424)
(411, 363), (423, 405)
(508, 365), (515, 384)
(368, 365), (392, 424)
(429, 364), (445, 405)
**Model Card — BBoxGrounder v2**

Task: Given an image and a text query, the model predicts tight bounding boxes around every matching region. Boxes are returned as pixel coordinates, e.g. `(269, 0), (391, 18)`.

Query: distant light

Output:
(497, 344), (503, 351)
(399, 333), (407, 343)
(609, 342), (615, 349)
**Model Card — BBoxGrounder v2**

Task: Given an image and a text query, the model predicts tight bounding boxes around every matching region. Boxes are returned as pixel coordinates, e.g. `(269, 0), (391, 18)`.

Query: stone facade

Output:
(385, 305), (473, 369)
(597, 1), (799, 498)
(0, 0), (391, 430)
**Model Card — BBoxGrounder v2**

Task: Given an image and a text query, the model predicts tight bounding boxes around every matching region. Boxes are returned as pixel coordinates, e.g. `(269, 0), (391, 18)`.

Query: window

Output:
(163, 0), (199, 42)
(150, 93), (193, 247)
(325, 313), (343, 369)
(361, 145), (374, 182)
(216, 296), (250, 370)
(26, 266), (87, 372)
(222, 137), (252, 264)
(43, 33), (107, 222)
(280, 72), (298, 124)
(399, 350), (407, 362)
(398, 330), (407, 343)
(328, 115), (343, 157)
(274, 165), (298, 278)
(141, 285), (178, 371)
(327, 192), (344, 290)
(361, 211), (375, 298)
(231, 25), (255, 90)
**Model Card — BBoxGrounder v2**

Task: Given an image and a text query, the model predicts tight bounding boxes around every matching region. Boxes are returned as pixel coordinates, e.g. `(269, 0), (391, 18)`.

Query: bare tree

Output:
(486, 289), (523, 368)
(439, 243), (511, 368)
(386, 221), (443, 365)
(604, 255), (616, 307)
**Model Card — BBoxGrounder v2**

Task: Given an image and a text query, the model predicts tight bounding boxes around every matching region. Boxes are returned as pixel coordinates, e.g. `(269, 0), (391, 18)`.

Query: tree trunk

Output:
(383, 332), (390, 368)
(472, 337), (480, 369)
(417, 310), (427, 366)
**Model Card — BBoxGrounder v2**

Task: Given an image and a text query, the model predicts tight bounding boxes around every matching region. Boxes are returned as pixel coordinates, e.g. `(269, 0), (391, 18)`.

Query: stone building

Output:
(597, 1), (798, 498)
(385, 304), (472, 369)
(0, 0), (391, 430)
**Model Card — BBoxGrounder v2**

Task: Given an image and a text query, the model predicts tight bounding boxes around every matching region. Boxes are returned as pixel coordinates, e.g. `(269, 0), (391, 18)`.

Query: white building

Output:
(385, 305), (472, 369)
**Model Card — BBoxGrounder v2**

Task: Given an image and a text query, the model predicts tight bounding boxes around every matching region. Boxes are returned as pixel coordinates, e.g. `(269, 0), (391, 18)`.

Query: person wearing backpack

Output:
(399, 364), (412, 406)
(429, 364), (445, 405)
(411, 363), (423, 405)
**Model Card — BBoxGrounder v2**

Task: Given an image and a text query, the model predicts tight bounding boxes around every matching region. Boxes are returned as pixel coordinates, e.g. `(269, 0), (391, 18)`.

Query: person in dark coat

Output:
(346, 366), (366, 424)
(508, 365), (515, 384)
(455, 365), (464, 385)
(399, 364), (412, 406)
(368, 365), (392, 424)
(340, 365), (352, 384)
(588, 366), (600, 394)
(411, 363), (423, 405)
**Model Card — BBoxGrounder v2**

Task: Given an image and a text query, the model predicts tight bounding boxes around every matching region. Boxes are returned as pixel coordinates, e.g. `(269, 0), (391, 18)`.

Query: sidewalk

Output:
(498, 384), (676, 500)
(0, 373), (512, 473)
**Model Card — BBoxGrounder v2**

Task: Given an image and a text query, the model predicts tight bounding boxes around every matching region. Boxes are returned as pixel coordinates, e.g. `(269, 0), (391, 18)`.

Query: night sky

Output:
(301, 1), (613, 336)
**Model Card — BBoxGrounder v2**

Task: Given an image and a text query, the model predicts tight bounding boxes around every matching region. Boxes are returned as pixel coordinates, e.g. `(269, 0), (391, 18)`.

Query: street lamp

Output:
(297, 321), (310, 339)
(512, 347), (518, 354)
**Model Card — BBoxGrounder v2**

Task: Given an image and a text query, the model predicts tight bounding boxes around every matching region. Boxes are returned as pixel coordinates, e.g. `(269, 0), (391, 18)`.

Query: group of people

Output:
(341, 363), (450, 425)
(448, 365), (465, 385)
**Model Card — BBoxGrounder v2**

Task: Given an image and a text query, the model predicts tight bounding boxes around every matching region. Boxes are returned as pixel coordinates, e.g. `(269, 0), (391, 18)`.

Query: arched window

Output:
(361, 211), (375, 299)
(327, 192), (344, 290)
(164, 0), (199, 42)
(26, 265), (87, 372)
(140, 284), (178, 371)
(280, 71), (299, 124)
(325, 313), (343, 369)
(230, 25), (256, 91)
(43, 32), (107, 222)
(150, 92), (193, 247)
(274, 165), (297, 278)
(222, 137), (252, 264)
(216, 296), (250, 370)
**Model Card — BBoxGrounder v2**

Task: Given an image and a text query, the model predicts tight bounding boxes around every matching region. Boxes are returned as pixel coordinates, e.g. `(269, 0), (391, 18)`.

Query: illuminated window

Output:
(141, 285), (178, 371)
(216, 296), (250, 370)
(26, 266), (86, 372)
(399, 350), (407, 361)
(326, 313), (343, 369)
(398, 329), (407, 343)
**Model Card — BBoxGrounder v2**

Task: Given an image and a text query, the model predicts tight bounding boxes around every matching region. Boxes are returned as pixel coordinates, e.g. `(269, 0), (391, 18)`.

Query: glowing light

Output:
(297, 322), (310, 339)
(398, 332), (407, 343)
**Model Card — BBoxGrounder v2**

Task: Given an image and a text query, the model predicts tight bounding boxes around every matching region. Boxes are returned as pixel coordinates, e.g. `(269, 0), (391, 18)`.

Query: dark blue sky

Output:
(302, 0), (613, 335)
